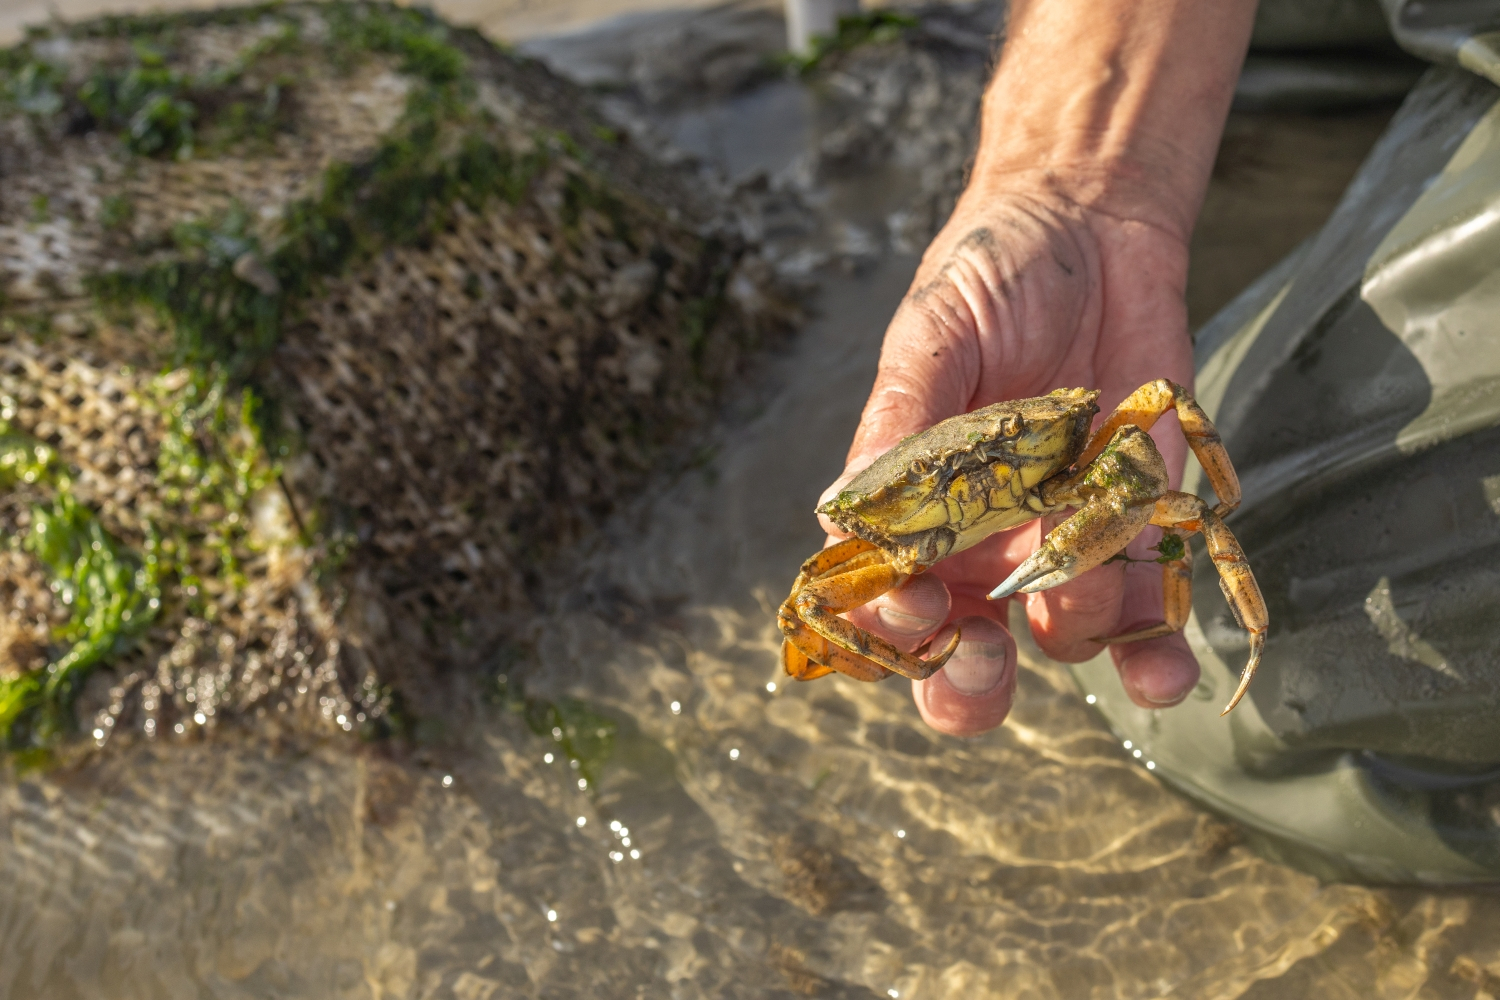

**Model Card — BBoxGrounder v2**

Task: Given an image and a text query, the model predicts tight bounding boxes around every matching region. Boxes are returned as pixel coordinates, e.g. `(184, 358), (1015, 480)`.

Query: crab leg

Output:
(782, 639), (833, 680)
(1099, 490), (1267, 715)
(781, 621), (891, 682)
(790, 559), (961, 682)
(792, 536), (880, 582)
(779, 540), (892, 682)
(1075, 379), (1242, 516)
(1093, 529), (1194, 646)
(778, 536), (950, 682)
(777, 537), (883, 655)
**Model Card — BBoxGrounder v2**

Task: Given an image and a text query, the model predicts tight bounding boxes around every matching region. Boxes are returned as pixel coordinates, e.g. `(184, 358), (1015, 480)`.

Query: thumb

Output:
(847, 298), (978, 463)
(817, 364), (968, 540)
(819, 299), (980, 533)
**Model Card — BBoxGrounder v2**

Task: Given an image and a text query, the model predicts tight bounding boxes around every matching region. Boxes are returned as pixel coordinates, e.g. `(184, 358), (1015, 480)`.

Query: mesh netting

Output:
(0, 3), (788, 750)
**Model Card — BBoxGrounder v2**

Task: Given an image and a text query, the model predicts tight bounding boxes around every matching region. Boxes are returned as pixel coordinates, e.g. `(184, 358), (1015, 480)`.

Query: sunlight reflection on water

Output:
(5, 261), (1499, 998)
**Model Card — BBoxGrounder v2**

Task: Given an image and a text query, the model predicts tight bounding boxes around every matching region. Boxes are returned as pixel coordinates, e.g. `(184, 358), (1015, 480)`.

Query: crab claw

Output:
(987, 544), (1078, 600)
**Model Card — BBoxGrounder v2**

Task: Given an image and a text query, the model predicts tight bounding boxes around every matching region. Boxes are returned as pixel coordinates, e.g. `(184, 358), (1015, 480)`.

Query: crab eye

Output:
(909, 459), (927, 477)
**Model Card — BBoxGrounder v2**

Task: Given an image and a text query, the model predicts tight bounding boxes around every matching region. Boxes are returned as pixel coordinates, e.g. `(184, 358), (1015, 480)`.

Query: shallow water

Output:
(7, 6), (1500, 998)
(6, 258), (1500, 999)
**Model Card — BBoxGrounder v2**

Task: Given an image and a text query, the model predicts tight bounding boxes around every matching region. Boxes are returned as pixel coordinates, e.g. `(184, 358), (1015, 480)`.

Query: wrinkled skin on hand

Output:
(821, 187), (1200, 736)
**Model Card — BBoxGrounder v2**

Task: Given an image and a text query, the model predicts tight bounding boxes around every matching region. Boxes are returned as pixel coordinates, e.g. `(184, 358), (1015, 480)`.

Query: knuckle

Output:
(1048, 571), (1124, 621)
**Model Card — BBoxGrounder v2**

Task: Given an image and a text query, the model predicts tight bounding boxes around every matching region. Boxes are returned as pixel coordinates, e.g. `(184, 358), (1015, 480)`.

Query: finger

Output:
(912, 607), (1016, 737)
(817, 310), (976, 537)
(845, 572), (952, 652)
(1109, 554), (1199, 706)
(1111, 630), (1199, 707)
(849, 316), (975, 463)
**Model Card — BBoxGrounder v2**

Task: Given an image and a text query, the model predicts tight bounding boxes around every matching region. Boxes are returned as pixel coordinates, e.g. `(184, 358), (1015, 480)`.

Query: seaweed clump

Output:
(781, 10), (919, 75)
(0, 436), (159, 752)
(0, 3), (789, 755)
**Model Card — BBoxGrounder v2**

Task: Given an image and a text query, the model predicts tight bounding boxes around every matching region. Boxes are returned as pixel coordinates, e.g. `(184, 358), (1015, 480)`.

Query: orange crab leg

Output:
(777, 536), (884, 666)
(991, 422), (1266, 714)
(781, 620), (891, 682)
(794, 536), (881, 582)
(778, 536), (962, 681)
(1075, 379), (1242, 516)
(795, 562), (959, 681)
(1093, 491), (1266, 714)
(782, 639), (836, 681)
(779, 537), (915, 682)
(1095, 528), (1194, 647)
(1154, 492), (1265, 715)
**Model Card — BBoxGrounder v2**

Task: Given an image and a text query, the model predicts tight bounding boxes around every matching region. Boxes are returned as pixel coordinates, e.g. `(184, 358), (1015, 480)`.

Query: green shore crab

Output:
(778, 380), (1268, 715)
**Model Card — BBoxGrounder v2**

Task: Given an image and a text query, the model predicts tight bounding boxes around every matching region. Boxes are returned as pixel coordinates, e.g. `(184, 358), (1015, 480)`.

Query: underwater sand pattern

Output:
(5, 263), (1500, 998)
(3, 3), (1499, 997)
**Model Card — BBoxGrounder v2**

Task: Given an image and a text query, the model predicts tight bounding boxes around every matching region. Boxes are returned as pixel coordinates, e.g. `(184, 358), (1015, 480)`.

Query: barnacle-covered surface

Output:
(0, 2), (786, 751)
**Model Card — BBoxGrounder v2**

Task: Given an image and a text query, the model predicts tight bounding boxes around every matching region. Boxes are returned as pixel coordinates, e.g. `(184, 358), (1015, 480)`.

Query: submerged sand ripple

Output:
(6, 262), (1498, 999)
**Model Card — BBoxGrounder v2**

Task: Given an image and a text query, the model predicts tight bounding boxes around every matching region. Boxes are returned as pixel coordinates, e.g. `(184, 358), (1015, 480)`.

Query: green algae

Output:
(0, 367), (290, 749)
(0, 437), (161, 748)
(1153, 531), (1186, 563)
(781, 10), (920, 76)
(0, 2), (702, 754)
(7, 2), (631, 383)
(324, 2), (465, 84)
(1103, 531), (1190, 567)
(5, 58), (64, 118)
(0, 4), (515, 748)
(88, 124), (552, 377)
(85, 9), (556, 380)
(498, 672), (617, 788)
(77, 42), (199, 158)
(149, 366), (282, 597)
(3, 17), (302, 158)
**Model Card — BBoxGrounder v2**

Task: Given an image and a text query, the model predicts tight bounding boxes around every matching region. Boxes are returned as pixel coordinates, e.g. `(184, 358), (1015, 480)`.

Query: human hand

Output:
(809, 0), (1256, 735)
(819, 183), (1200, 736)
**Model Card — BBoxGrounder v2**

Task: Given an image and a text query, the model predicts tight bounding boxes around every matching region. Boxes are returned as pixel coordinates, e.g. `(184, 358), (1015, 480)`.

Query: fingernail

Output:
(943, 640), (1009, 696)
(876, 605), (941, 636)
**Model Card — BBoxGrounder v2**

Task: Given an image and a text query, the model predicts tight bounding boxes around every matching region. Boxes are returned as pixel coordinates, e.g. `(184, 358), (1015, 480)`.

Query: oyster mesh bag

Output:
(0, 2), (788, 752)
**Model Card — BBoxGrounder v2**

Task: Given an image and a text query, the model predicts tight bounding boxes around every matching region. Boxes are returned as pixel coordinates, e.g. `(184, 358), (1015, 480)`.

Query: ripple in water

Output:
(4, 263), (1500, 1000)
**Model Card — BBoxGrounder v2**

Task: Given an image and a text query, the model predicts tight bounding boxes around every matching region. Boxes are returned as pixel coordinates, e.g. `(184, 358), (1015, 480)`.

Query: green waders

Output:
(1067, 2), (1500, 883)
